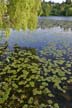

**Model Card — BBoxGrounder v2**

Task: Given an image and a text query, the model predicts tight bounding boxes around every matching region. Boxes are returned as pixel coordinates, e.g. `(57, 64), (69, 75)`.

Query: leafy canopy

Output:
(0, 0), (41, 33)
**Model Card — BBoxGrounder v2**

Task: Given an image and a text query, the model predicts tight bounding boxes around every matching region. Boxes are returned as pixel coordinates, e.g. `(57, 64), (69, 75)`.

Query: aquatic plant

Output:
(0, 41), (72, 108)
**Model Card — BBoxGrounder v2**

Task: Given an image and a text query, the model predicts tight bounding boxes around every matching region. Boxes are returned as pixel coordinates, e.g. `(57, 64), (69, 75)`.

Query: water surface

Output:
(0, 17), (72, 108)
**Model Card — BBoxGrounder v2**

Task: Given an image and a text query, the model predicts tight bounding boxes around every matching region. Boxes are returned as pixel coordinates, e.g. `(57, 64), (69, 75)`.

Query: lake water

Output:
(0, 17), (72, 50)
(0, 17), (72, 108)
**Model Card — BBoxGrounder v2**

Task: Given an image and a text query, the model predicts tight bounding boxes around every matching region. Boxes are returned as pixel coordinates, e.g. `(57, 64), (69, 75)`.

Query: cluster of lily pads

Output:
(40, 40), (72, 105)
(0, 41), (72, 108)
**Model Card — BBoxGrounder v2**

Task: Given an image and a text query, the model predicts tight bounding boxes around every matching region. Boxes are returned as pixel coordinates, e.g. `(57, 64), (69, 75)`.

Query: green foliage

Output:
(66, 7), (72, 16)
(41, 2), (51, 16)
(0, 0), (7, 28)
(54, 103), (59, 108)
(40, 1), (72, 16)
(0, 0), (41, 33)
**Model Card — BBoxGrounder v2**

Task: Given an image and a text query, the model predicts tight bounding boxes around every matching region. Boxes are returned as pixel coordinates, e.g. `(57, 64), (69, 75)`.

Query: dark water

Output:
(0, 17), (72, 108)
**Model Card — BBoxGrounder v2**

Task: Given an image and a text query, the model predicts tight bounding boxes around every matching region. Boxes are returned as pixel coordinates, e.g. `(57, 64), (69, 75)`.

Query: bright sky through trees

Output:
(45, 0), (65, 3)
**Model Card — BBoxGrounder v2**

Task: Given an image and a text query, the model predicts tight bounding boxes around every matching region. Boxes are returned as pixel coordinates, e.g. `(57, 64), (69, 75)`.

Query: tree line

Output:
(40, 1), (72, 16)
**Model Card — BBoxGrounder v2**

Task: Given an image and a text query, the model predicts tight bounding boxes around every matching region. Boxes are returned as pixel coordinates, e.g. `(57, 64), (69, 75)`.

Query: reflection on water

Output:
(0, 17), (72, 49)
(38, 17), (72, 30)
(0, 17), (72, 108)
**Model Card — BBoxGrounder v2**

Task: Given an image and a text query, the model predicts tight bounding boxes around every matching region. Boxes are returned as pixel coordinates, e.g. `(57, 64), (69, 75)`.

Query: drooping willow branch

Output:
(0, 0), (41, 35)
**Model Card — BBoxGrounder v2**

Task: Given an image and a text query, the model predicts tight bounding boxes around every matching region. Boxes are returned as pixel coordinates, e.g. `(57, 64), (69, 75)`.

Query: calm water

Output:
(39, 16), (72, 21)
(0, 17), (72, 50)
(0, 17), (72, 108)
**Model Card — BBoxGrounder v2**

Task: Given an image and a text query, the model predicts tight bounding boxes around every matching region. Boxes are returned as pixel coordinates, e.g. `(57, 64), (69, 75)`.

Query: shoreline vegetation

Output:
(40, 0), (72, 16)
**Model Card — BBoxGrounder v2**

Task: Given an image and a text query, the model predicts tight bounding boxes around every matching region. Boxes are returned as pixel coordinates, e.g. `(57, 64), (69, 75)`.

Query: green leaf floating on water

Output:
(54, 103), (59, 108)
(22, 104), (28, 108)
(33, 88), (42, 95)
(28, 97), (33, 104)
(48, 100), (53, 104)
(40, 103), (46, 108)
(43, 88), (51, 94)
(58, 71), (65, 77)
(29, 81), (35, 87)
(12, 83), (18, 89)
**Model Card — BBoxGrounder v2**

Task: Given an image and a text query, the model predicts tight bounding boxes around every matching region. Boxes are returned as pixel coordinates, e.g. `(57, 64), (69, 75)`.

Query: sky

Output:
(45, 0), (66, 3)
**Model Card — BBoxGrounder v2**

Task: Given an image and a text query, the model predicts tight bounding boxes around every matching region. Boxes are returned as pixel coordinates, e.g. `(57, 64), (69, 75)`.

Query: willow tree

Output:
(0, 0), (41, 35)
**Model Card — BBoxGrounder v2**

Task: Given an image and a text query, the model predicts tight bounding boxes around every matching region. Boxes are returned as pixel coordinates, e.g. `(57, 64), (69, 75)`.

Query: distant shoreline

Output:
(38, 16), (72, 21)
